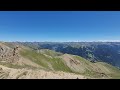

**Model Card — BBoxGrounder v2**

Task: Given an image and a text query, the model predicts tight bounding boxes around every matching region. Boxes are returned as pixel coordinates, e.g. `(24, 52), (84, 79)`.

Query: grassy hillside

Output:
(19, 47), (120, 79)
(74, 56), (120, 78)
(21, 42), (120, 68)
(20, 49), (50, 69)
(20, 48), (72, 72)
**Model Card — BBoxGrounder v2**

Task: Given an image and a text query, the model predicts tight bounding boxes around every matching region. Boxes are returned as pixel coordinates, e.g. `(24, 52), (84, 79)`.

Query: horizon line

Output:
(1, 40), (120, 43)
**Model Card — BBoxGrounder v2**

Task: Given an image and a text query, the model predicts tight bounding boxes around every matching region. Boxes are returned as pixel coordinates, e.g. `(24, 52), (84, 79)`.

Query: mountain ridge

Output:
(0, 42), (120, 79)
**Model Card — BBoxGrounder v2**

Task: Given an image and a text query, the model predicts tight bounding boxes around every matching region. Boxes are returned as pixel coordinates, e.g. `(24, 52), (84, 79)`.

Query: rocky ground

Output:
(0, 65), (86, 79)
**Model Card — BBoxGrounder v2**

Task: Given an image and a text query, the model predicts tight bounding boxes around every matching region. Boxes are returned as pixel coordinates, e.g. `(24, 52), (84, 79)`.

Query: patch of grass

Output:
(40, 49), (62, 57)
(101, 63), (120, 78)
(74, 56), (89, 63)
(0, 61), (44, 72)
(0, 61), (26, 69)
(74, 56), (120, 78)
(20, 48), (73, 73)
(82, 69), (94, 77)
(74, 55), (95, 70)
(20, 49), (50, 69)
(82, 69), (106, 78)
(47, 57), (73, 73)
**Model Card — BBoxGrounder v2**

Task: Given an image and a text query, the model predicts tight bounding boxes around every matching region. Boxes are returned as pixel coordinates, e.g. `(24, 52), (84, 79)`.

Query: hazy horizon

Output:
(0, 11), (120, 42)
(1, 40), (120, 42)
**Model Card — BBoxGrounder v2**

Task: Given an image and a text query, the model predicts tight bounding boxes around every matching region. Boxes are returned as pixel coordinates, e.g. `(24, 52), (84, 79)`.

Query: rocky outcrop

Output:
(0, 43), (19, 63)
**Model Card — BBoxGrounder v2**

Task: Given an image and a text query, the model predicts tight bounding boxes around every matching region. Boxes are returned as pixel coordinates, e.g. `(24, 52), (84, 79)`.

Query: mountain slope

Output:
(20, 42), (120, 68)
(0, 42), (120, 79)
(20, 45), (120, 79)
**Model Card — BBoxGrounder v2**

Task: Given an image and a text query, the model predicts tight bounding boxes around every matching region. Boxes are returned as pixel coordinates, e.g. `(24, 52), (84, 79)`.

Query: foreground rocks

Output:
(0, 43), (19, 63)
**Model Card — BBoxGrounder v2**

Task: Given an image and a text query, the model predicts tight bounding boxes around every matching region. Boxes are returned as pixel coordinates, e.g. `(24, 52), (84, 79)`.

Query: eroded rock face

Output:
(0, 44), (19, 63)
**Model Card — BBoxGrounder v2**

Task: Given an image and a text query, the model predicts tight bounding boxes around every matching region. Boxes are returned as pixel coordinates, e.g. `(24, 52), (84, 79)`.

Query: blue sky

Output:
(0, 11), (120, 42)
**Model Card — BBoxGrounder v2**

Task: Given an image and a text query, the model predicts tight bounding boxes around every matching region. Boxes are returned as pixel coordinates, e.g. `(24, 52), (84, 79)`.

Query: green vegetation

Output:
(47, 58), (73, 72)
(40, 49), (62, 57)
(20, 49), (49, 69)
(100, 63), (120, 79)
(88, 53), (93, 58)
(0, 61), (28, 69)
(20, 48), (73, 73)
(74, 55), (91, 65)
(73, 55), (120, 78)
